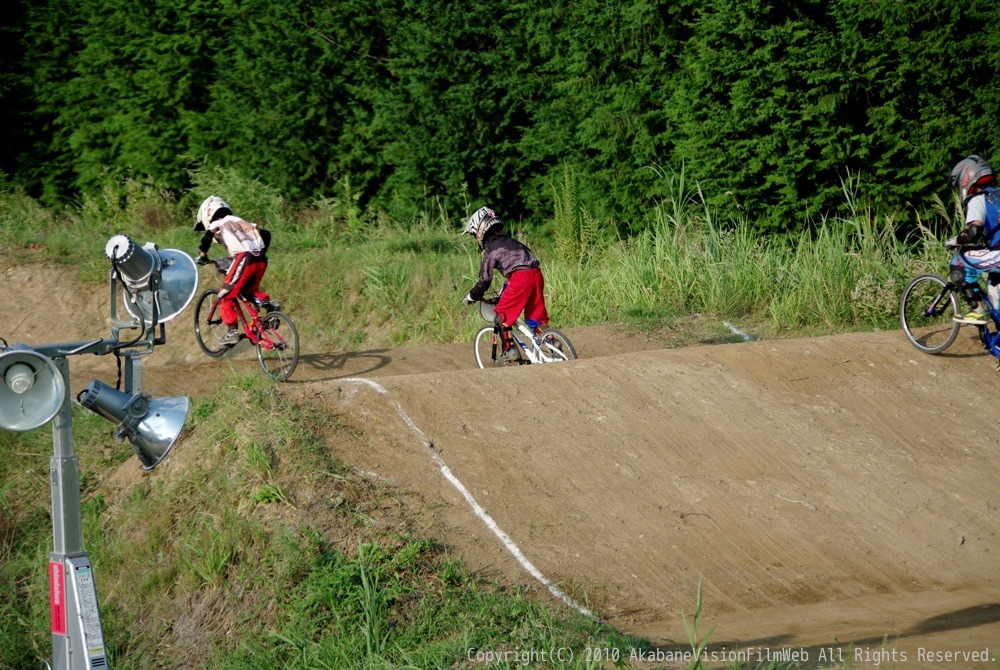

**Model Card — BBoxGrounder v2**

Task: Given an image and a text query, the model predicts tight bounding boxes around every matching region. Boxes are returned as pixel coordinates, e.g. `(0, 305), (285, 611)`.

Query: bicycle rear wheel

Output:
(193, 289), (229, 357)
(900, 273), (961, 354)
(256, 311), (299, 381)
(538, 328), (577, 362)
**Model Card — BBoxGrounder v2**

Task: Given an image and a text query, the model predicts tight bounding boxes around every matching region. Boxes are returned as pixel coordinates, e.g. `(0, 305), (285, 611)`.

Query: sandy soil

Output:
(4, 262), (999, 669)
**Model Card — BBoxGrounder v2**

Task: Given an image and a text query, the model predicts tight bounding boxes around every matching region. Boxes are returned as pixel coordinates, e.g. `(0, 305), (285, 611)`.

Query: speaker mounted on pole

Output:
(0, 345), (66, 431)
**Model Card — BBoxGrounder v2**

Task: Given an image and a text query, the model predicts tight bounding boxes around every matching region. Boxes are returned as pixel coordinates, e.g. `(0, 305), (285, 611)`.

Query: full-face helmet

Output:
(949, 155), (996, 203)
(195, 196), (232, 231)
(463, 206), (502, 248)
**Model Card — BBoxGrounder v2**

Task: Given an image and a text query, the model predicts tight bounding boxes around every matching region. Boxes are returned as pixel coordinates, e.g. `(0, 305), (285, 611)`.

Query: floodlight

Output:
(0, 345), (66, 431)
(0, 234), (197, 670)
(105, 234), (198, 326)
(76, 379), (189, 470)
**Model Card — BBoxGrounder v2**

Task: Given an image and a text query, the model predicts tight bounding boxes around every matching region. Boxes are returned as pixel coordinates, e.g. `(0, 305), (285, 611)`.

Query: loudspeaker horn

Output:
(105, 235), (198, 326)
(76, 379), (189, 470)
(0, 345), (66, 431)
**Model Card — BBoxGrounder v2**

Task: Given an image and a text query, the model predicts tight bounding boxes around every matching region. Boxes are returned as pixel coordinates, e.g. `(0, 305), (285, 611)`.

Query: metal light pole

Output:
(0, 236), (197, 670)
(46, 350), (108, 670)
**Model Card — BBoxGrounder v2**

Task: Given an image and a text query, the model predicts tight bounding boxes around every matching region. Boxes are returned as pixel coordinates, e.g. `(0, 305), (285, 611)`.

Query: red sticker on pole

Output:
(50, 560), (66, 636)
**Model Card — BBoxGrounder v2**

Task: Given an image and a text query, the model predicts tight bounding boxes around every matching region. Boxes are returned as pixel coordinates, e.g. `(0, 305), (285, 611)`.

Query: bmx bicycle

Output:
(471, 292), (577, 368)
(193, 257), (300, 381)
(900, 246), (1000, 365)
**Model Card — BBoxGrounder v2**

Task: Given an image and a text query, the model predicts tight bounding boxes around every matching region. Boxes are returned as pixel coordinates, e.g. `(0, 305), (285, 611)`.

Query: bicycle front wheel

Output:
(900, 273), (961, 354)
(256, 311), (299, 381)
(473, 327), (500, 369)
(538, 328), (577, 362)
(193, 289), (229, 357)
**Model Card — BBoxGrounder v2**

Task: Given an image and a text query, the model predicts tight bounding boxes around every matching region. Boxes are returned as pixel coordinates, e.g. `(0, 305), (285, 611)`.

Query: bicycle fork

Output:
(925, 284), (955, 318)
(488, 323), (534, 365)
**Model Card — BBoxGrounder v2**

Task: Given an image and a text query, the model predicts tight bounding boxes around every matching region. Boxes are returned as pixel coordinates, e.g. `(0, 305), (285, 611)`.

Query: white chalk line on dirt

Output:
(342, 377), (593, 617)
(723, 321), (753, 341)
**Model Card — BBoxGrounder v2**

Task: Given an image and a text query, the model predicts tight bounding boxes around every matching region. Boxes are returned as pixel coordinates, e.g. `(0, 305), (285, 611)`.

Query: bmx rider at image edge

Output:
(946, 155), (1000, 325)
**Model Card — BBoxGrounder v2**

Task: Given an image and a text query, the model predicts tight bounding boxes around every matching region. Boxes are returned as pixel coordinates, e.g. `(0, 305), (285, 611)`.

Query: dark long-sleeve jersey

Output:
(468, 233), (540, 301)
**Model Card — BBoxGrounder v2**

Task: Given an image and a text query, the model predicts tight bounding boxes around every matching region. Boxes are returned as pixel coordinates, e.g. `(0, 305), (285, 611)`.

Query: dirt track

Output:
(310, 331), (1000, 669)
(5, 263), (1000, 669)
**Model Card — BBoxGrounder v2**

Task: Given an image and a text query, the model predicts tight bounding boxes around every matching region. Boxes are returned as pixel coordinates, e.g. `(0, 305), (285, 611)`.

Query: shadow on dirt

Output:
(295, 349), (393, 381)
(639, 603), (1000, 669)
(915, 603), (1000, 635)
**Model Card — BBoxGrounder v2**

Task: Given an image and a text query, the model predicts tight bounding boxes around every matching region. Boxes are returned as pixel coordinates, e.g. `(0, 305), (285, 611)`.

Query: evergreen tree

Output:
(8, 0), (1000, 230)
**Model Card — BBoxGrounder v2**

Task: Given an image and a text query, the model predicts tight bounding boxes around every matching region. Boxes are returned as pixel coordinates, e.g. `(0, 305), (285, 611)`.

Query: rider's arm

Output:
(197, 230), (215, 257)
(468, 246), (498, 302)
(956, 221), (984, 245)
(957, 194), (988, 245)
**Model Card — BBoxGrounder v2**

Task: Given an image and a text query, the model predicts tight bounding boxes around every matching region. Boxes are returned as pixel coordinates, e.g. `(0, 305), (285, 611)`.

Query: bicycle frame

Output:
(949, 249), (1000, 357)
(194, 257), (299, 380)
(508, 320), (564, 364)
(204, 293), (282, 351)
(203, 257), (283, 351)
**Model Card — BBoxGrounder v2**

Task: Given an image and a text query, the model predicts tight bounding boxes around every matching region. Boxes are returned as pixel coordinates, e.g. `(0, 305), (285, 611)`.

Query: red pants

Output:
(495, 267), (548, 327)
(218, 253), (267, 326)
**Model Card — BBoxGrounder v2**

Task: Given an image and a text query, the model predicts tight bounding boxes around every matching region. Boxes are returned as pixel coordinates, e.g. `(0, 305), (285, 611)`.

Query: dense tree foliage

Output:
(3, 0), (998, 230)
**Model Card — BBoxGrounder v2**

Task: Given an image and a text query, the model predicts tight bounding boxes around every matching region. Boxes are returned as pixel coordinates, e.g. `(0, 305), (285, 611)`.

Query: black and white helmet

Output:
(195, 195), (232, 231)
(463, 206), (502, 248)
(949, 155), (996, 203)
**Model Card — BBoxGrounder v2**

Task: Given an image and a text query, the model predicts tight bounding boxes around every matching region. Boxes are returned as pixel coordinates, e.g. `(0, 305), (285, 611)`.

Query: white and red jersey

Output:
(208, 215), (266, 256)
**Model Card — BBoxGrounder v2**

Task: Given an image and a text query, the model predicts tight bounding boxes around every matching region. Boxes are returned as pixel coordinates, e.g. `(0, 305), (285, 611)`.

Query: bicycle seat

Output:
(214, 256), (234, 274)
(239, 293), (280, 313)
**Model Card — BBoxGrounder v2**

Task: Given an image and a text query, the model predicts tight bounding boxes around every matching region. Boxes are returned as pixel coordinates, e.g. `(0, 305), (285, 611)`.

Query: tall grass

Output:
(551, 163), (612, 266)
(548, 170), (948, 332)
(0, 167), (954, 352)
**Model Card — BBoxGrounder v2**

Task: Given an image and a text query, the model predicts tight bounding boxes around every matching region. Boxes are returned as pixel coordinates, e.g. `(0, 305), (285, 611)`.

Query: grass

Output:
(0, 165), (957, 356)
(0, 168), (963, 669)
(0, 372), (662, 669)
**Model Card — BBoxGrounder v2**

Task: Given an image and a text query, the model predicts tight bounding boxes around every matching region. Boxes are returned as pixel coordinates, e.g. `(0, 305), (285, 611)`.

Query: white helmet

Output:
(195, 195), (232, 231)
(463, 206), (501, 248)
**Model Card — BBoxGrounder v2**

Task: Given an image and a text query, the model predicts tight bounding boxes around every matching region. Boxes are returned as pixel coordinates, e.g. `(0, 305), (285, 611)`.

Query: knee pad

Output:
(952, 265), (984, 301)
(964, 283), (984, 303)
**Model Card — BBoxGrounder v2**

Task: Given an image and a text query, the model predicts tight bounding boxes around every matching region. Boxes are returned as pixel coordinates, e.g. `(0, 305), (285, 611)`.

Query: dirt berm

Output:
(4, 263), (999, 668)
(310, 330), (1000, 669)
